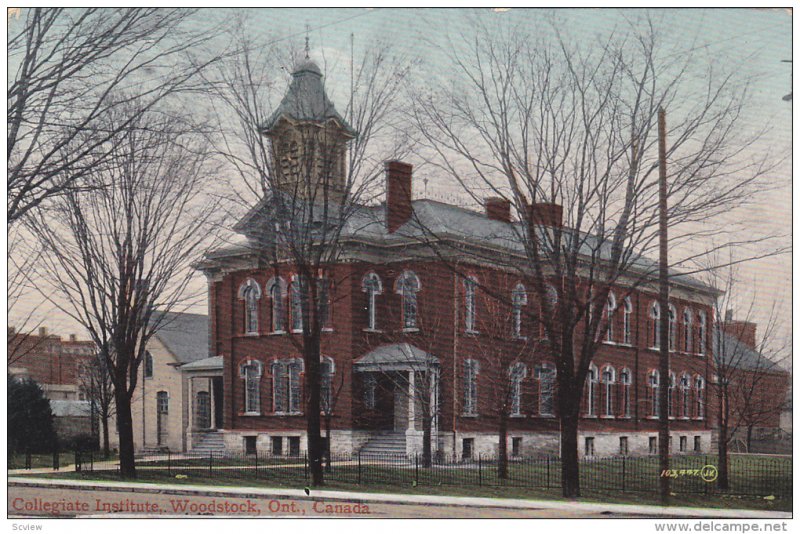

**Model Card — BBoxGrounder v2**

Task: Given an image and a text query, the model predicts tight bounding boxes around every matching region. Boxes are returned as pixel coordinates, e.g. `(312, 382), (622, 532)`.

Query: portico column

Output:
(407, 370), (416, 431)
(208, 376), (215, 429)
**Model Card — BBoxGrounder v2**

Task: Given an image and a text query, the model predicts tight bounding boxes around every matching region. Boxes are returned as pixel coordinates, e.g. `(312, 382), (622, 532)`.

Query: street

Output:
(7, 484), (635, 519)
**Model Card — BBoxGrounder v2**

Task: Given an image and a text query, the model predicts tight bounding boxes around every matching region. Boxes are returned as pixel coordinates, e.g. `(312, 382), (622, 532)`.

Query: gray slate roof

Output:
(180, 355), (223, 372)
(262, 59), (356, 136)
(712, 329), (780, 372)
(223, 196), (714, 293)
(354, 343), (438, 372)
(151, 311), (208, 365)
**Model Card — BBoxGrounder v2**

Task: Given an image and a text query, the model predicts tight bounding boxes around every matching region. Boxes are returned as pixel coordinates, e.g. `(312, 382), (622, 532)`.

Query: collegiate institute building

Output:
(197, 58), (719, 460)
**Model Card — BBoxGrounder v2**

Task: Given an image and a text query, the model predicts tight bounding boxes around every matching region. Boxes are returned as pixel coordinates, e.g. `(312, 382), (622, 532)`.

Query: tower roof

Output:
(261, 59), (356, 136)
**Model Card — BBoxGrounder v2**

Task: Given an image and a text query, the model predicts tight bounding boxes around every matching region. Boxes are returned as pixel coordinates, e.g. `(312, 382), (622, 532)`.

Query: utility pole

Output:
(658, 107), (671, 504)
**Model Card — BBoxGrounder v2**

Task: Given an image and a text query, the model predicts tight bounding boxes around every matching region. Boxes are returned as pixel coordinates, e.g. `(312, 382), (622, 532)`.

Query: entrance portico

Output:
(179, 355), (224, 451)
(354, 343), (439, 455)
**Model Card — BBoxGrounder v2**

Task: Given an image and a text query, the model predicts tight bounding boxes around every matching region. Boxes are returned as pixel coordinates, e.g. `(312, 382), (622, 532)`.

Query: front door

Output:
(196, 391), (211, 429)
(212, 377), (223, 429)
(156, 391), (169, 445)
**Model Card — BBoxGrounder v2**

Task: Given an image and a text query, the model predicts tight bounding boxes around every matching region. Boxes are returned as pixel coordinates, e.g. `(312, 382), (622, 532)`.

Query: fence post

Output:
(546, 457), (550, 489)
(254, 451), (258, 477)
(53, 449), (59, 471)
(621, 455), (626, 492)
(74, 450), (80, 472)
(209, 451), (213, 477)
(25, 450), (31, 470)
(167, 450), (171, 476)
(90, 449), (94, 472)
(478, 454), (482, 487)
(415, 454), (419, 486)
(357, 452), (362, 485)
(304, 452), (308, 481)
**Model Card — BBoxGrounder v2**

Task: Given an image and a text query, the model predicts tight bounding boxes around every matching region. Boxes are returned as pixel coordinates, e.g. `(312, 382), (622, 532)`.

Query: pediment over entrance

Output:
(354, 343), (438, 372)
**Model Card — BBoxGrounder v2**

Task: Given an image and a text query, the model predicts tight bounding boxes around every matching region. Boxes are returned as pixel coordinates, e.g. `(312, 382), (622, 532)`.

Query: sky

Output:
(8, 7), (792, 365)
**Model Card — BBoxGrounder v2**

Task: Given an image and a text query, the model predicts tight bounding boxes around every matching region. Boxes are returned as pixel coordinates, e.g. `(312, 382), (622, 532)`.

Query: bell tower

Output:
(261, 50), (356, 203)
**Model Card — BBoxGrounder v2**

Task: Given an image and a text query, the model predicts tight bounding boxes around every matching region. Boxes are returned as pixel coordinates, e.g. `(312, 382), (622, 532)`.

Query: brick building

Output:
(8, 326), (95, 400)
(194, 58), (733, 459)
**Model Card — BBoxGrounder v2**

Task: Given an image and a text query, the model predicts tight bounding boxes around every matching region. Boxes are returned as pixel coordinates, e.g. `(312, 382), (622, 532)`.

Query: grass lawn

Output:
(22, 453), (791, 513)
(9, 451), (118, 470)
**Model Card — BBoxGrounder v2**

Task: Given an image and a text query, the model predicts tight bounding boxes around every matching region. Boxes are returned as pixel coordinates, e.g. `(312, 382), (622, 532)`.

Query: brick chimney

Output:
(722, 312), (758, 350)
(385, 161), (413, 233)
(485, 197), (511, 222)
(38, 326), (48, 337)
(528, 202), (563, 228)
(69, 334), (77, 342)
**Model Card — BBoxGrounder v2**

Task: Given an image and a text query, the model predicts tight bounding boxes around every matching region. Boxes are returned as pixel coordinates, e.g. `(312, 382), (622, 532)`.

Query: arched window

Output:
(271, 358), (303, 414)
(648, 370), (660, 417)
(620, 368), (632, 418)
(144, 351), (154, 379)
(679, 373), (691, 418)
(586, 364), (598, 417)
(697, 311), (707, 355)
(683, 309), (692, 353)
(668, 371), (676, 417)
(361, 273), (383, 331)
(535, 363), (556, 416)
(464, 277), (478, 333)
(508, 362), (527, 416)
(606, 292), (617, 342)
(239, 360), (263, 415)
(395, 271), (421, 330)
(650, 301), (661, 348)
(320, 357), (335, 414)
(511, 283), (527, 339)
(266, 277), (287, 333)
(463, 359), (479, 416)
(695, 376), (705, 419)
(601, 365), (616, 417)
(623, 297), (633, 345)
(668, 305), (677, 352)
(289, 275), (306, 333)
(238, 279), (262, 335)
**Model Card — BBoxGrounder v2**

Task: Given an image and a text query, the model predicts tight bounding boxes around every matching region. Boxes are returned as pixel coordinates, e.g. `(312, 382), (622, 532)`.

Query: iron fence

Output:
(50, 449), (792, 499)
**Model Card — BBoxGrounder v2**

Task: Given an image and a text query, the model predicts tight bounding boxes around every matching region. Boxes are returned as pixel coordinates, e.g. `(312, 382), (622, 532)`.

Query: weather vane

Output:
(304, 23), (310, 59)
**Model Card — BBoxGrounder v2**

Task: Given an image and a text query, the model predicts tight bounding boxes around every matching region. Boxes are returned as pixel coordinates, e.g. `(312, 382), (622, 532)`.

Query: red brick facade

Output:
(8, 328), (95, 390)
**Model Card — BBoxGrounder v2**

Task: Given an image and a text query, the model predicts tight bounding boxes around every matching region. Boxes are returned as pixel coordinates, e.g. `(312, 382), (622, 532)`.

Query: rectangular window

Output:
(244, 436), (257, 455)
(512, 437), (522, 458)
(465, 278), (477, 332)
(288, 436), (301, 457)
(462, 438), (474, 460)
(649, 436), (658, 455)
(271, 436), (283, 456)
(619, 436), (629, 456)
(694, 436), (702, 452)
(679, 436), (687, 452)
(584, 437), (595, 457)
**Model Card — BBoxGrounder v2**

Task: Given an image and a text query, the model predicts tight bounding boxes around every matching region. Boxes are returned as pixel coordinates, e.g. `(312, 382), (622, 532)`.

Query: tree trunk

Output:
(324, 416), (331, 473)
(717, 393), (730, 491)
(422, 413), (432, 468)
(114, 391), (136, 479)
(101, 414), (110, 459)
(498, 412), (508, 479)
(746, 425), (754, 453)
(560, 413), (580, 497)
(304, 332), (324, 486)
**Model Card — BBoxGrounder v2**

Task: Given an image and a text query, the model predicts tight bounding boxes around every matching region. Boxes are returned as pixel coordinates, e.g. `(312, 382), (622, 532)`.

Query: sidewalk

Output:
(8, 476), (791, 519)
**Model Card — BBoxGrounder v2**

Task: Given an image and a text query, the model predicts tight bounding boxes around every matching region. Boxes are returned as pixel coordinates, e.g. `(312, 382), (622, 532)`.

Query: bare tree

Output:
(26, 106), (220, 478)
(410, 13), (778, 497)
(205, 29), (413, 486)
(7, 7), (225, 226)
(77, 350), (116, 458)
(706, 261), (789, 490)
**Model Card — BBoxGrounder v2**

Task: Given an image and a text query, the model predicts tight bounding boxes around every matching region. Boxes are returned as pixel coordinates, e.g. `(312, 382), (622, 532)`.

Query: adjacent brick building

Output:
(195, 57), (743, 459)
